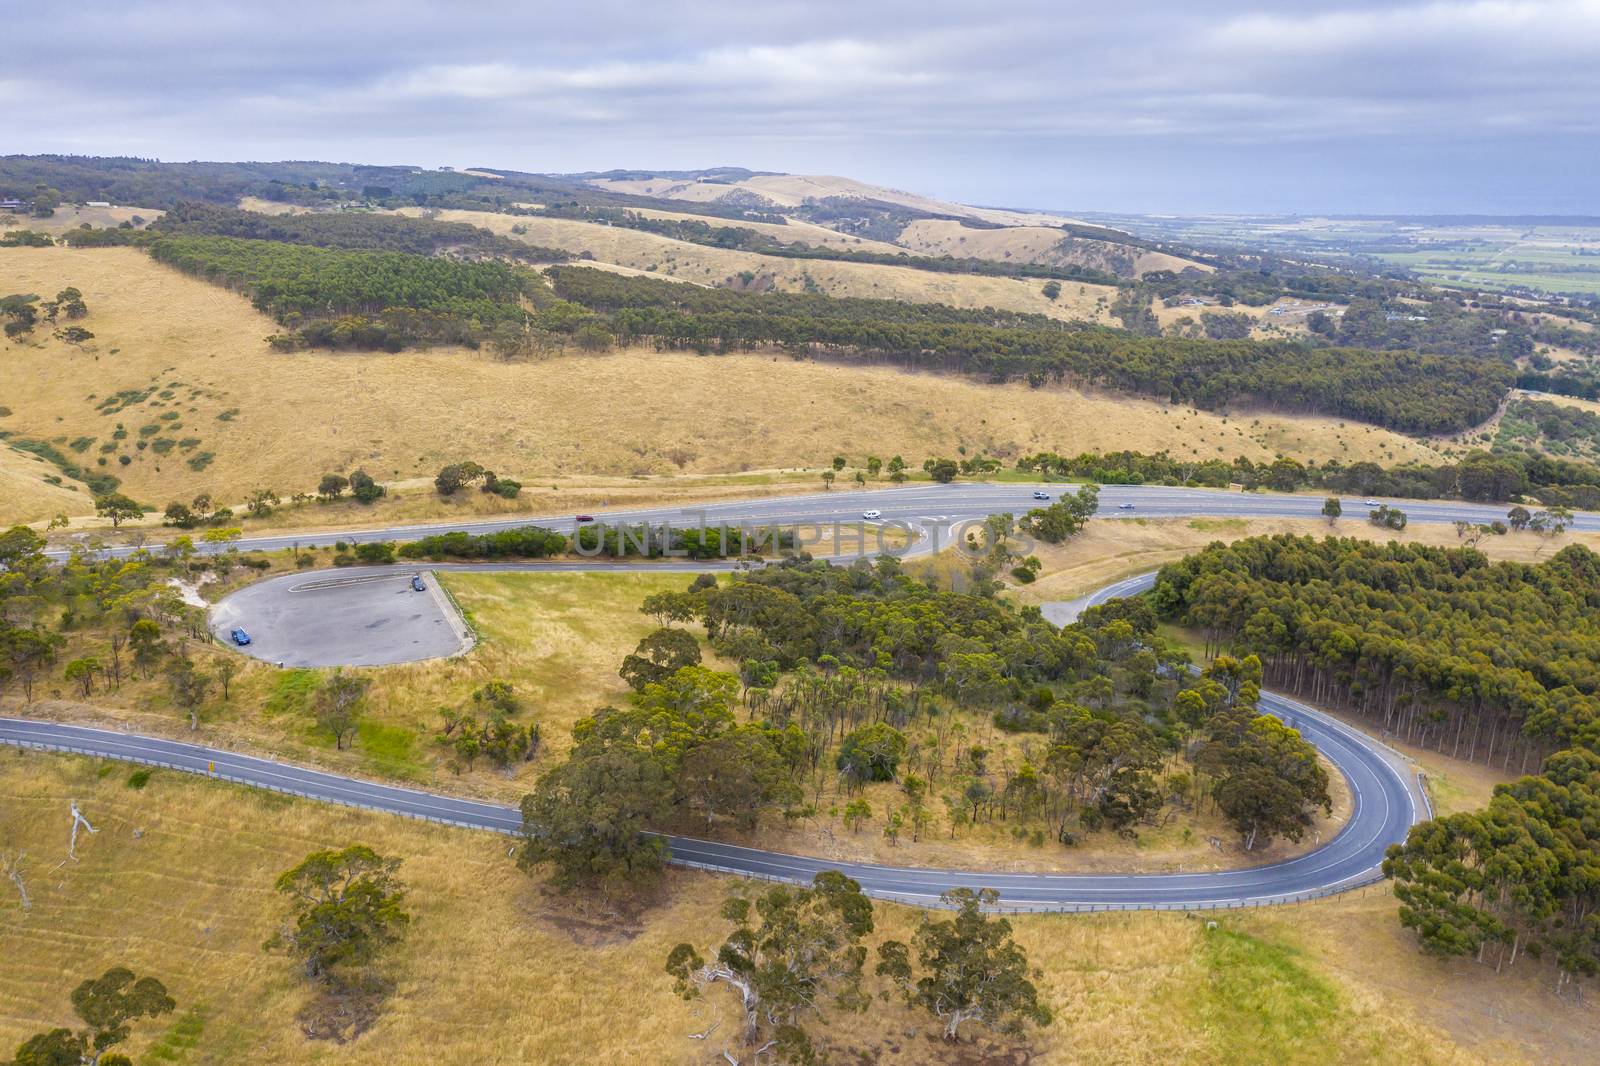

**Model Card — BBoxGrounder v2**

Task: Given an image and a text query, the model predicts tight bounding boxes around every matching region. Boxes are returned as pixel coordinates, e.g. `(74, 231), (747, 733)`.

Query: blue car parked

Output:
(230, 627), (251, 646)
(411, 575), (426, 592)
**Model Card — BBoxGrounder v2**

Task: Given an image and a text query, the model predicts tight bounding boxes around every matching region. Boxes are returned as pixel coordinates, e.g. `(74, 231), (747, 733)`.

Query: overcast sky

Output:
(5, 0), (1598, 215)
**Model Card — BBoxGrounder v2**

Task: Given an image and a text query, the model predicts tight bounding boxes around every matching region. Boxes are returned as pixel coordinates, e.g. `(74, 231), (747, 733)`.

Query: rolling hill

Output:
(0, 244), (1446, 524)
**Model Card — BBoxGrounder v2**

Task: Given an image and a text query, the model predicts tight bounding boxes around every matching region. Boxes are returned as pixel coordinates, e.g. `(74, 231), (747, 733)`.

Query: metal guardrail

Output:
(6, 732), (1392, 913)
(4, 737), (508, 835)
(669, 857), (1386, 913)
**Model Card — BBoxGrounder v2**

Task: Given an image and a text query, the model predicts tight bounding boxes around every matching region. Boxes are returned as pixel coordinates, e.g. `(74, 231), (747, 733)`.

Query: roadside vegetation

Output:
(1156, 536), (1600, 992)
(1, 750), (1501, 1064)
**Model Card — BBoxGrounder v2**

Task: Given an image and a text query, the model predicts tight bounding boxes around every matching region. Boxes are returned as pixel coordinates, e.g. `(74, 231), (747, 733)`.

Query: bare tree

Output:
(2, 850), (31, 910)
(68, 800), (97, 860)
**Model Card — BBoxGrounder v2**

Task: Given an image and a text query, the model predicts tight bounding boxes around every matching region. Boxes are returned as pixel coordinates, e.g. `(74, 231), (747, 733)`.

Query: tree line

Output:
(1154, 536), (1600, 766)
(1015, 447), (1600, 510)
(143, 235), (538, 350)
(548, 267), (1511, 434)
(1152, 535), (1600, 992)
(145, 202), (570, 262)
(537, 204), (1125, 284)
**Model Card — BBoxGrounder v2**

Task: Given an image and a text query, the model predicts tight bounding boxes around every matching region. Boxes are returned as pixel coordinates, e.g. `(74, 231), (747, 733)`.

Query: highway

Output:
(52, 482), (1600, 563)
(0, 559), (1429, 912)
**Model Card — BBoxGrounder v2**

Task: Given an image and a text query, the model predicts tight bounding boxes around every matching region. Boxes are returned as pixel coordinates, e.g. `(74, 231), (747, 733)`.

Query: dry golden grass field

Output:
(587, 173), (1087, 229)
(624, 206), (908, 253)
(397, 207), (1121, 320)
(1, 205), (162, 235)
(4, 745), (1592, 1065)
(0, 442), (83, 524)
(895, 218), (1207, 277)
(232, 196), (308, 216)
(7, 519), (1600, 1061)
(0, 245), (1445, 526)
(1006, 516), (1600, 606)
(1516, 389), (1600, 416)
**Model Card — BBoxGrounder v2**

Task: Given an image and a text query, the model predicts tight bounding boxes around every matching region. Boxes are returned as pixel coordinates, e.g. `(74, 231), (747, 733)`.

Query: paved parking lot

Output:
(208, 567), (472, 668)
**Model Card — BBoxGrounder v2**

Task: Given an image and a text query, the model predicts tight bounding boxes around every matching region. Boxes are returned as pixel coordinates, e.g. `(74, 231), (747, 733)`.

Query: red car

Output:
(575, 515), (596, 523)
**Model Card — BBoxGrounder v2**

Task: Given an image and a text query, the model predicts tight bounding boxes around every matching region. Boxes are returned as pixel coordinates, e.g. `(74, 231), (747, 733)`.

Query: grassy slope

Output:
(2, 748), (1551, 1065)
(895, 218), (1208, 276)
(586, 173), (1086, 228)
(0, 205), (162, 235)
(399, 208), (1120, 321)
(0, 246), (1445, 525)
(0, 441), (83, 524)
(624, 206), (909, 253)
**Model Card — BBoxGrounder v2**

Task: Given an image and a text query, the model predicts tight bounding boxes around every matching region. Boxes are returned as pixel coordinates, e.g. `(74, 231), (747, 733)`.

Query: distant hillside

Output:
(582, 170), (1209, 278)
(895, 218), (1210, 279)
(586, 171), (1084, 228)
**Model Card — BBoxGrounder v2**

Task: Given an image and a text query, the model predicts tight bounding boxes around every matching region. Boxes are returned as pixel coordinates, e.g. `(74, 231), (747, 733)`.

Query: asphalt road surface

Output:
(208, 560), (761, 667)
(55, 482), (1600, 563)
(209, 569), (473, 668)
(0, 565), (1427, 912)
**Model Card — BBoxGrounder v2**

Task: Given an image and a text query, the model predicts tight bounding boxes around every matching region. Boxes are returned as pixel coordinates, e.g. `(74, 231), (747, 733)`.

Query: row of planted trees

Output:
(1154, 534), (1600, 992)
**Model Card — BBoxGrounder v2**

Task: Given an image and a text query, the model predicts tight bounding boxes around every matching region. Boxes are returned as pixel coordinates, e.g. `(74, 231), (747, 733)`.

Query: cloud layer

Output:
(8, 0), (1598, 213)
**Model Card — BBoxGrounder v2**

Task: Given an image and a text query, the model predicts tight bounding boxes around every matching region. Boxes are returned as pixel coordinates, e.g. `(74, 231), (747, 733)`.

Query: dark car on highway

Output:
(575, 514), (596, 523)
(411, 575), (426, 592)
(229, 627), (251, 646)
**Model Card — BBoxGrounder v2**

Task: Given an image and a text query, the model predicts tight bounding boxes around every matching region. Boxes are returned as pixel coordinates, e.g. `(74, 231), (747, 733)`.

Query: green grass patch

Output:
(1156, 622), (1208, 664)
(356, 720), (424, 780)
(1187, 518), (1248, 532)
(263, 668), (319, 717)
(126, 768), (152, 789)
(1187, 926), (1343, 1060)
(144, 1007), (205, 1062)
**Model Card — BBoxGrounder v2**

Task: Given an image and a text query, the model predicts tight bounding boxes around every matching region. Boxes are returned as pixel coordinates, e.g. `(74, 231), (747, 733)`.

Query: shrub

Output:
(353, 541), (397, 565)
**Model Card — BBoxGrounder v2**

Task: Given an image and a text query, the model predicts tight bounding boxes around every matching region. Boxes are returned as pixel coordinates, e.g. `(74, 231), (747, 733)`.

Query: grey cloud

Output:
(6, 0), (1598, 212)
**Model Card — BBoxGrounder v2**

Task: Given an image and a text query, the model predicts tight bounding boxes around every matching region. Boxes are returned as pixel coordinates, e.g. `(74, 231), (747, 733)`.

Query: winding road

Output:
(4, 478), (1494, 909)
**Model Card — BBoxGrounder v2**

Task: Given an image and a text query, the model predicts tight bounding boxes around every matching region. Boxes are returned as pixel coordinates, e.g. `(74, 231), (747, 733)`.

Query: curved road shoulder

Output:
(0, 570), (1428, 912)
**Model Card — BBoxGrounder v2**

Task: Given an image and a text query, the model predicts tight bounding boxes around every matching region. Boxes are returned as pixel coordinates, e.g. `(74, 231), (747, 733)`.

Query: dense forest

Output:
(144, 235), (538, 349)
(1519, 367), (1600, 403)
(1154, 537), (1600, 763)
(550, 267), (1513, 433)
(146, 202), (569, 262)
(1151, 535), (1600, 988)
(1016, 447), (1600, 509)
